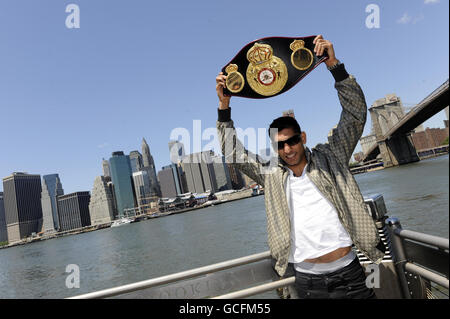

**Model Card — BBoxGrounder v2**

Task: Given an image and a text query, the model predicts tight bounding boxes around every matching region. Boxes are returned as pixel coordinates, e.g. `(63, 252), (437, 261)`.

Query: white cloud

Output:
(424, 0), (439, 4)
(97, 142), (109, 149)
(397, 12), (425, 25)
(397, 13), (412, 24)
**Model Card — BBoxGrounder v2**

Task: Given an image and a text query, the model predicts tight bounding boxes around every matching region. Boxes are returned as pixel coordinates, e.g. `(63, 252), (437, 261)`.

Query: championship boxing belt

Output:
(222, 36), (328, 99)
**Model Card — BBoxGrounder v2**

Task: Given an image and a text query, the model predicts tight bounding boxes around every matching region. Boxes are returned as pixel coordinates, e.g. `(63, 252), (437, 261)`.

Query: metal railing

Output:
(68, 251), (276, 299)
(386, 217), (449, 299)
(68, 195), (449, 299)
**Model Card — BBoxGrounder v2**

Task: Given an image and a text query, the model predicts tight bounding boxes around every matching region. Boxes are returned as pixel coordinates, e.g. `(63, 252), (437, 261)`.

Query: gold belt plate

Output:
(246, 43), (288, 96)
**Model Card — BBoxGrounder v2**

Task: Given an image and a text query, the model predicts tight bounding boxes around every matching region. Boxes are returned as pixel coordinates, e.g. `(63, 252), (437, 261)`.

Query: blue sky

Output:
(0, 0), (448, 193)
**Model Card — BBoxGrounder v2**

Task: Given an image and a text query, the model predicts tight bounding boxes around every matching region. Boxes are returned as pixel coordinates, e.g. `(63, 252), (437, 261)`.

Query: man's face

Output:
(274, 127), (307, 167)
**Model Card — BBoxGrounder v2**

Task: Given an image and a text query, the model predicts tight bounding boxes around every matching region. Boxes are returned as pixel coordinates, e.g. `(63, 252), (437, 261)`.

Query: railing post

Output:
(386, 217), (412, 299)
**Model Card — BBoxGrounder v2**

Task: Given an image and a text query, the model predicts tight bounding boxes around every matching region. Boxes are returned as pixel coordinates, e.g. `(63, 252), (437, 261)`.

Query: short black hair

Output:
(268, 116), (302, 138)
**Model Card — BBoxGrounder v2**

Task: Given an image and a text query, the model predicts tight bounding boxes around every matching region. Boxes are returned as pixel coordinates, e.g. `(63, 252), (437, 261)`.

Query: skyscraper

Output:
(132, 170), (152, 210)
(102, 159), (111, 178)
(2, 173), (43, 243)
(57, 192), (91, 232)
(41, 174), (64, 233)
(0, 192), (7, 243)
(129, 151), (144, 173)
(158, 164), (185, 198)
(89, 176), (115, 225)
(180, 151), (217, 194)
(282, 109), (295, 118)
(109, 151), (136, 218)
(142, 138), (161, 197)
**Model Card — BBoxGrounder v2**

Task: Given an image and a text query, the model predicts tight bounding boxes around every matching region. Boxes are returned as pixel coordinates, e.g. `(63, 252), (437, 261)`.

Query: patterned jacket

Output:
(216, 66), (386, 277)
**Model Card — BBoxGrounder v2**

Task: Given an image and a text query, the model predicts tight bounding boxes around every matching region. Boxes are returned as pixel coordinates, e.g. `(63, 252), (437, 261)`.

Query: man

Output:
(215, 35), (385, 299)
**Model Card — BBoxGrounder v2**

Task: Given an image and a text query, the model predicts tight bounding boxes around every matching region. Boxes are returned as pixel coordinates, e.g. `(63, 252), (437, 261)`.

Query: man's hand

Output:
(216, 72), (231, 110)
(313, 35), (339, 68)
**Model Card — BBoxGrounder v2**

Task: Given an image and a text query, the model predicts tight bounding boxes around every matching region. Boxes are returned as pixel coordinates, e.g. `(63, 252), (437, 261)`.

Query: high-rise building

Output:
(282, 109), (295, 118)
(89, 176), (115, 225)
(102, 159), (111, 178)
(57, 192), (91, 232)
(41, 174), (64, 233)
(105, 178), (118, 219)
(109, 151), (136, 218)
(168, 140), (186, 164)
(129, 151), (144, 173)
(0, 192), (7, 243)
(158, 164), (185, 198)
(142, 138), (161, 197)
(132, 170), (153, 210)
(2, 173), (43, 243)
(180, 151), (218, 194)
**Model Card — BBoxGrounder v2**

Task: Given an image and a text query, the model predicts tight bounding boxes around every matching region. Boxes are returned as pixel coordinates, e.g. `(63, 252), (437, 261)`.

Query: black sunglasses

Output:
(273, 134), (302, 150)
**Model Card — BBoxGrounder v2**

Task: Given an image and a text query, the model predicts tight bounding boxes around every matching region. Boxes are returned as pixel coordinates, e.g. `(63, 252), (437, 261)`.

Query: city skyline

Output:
(0, 0), (448, 193)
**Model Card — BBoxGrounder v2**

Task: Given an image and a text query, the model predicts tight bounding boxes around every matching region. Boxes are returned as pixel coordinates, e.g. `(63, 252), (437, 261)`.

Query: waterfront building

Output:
(411, 127), (449, 151)
(158, 164), (185, 198)
(2, 173), (43, 243)
(142, 138), (161, 197)
(106, 178), (119, 219)
(89, 176), (115, 225)
(129, 150), (144, 173)
(180, 151), (217, 194)
(57, 192), (91, 232)
(102, 159), (111, 178)
(41, 174), (64, 233)
(132, 170), (153, 210)
(109, 151), (136, 218)
(181, 158), (201, 193)
(0, 192), (7, 243)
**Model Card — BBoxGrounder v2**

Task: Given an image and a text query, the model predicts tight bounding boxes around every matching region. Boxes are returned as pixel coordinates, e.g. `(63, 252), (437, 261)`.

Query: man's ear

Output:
(301, 131), (307, 145)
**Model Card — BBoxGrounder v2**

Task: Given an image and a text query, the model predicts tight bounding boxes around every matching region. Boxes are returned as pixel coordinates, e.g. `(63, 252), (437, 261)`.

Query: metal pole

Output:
(386, 217), (412, 299)
(68, 251), (271, 299)
(394, 229), (449, 250)
(404, 262), (449, 289)
(212, 277), (296, 299)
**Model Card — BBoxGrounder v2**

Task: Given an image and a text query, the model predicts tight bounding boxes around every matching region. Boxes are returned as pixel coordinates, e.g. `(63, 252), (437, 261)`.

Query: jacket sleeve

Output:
(327, 67), (367, 167)
(216, 110), (266, 187)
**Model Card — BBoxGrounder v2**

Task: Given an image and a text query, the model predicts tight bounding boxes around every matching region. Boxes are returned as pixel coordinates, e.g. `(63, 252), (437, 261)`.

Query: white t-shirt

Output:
(286, 166), (353, 263)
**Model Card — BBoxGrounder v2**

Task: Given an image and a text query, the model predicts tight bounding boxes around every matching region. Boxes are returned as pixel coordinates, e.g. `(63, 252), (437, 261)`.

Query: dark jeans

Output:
(294, 257), (376, 299)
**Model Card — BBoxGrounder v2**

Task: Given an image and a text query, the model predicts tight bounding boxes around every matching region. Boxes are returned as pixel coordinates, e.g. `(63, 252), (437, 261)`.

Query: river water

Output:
(0, 155), (448, 299)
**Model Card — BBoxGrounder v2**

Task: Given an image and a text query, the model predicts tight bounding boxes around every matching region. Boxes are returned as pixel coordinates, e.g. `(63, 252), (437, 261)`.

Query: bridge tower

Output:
(369, 94), (420, 167)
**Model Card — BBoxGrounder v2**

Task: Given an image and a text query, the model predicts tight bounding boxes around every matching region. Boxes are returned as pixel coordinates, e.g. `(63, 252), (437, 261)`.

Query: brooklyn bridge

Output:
(360, 79), (449, 167)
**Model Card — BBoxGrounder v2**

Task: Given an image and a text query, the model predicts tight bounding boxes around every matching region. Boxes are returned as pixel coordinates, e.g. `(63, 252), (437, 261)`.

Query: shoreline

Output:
(0, 189), (262, 250)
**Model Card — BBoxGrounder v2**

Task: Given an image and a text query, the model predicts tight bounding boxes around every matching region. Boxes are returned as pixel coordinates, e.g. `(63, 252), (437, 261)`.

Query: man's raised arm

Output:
(314, 35), (368, 167)
(215, 73), (266, 187)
